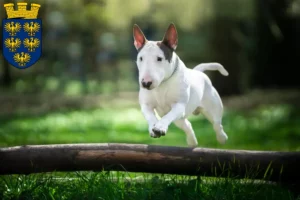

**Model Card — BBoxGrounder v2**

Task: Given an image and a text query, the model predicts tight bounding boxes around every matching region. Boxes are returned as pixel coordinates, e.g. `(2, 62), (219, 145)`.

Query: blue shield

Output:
(2, 19), (42, 69)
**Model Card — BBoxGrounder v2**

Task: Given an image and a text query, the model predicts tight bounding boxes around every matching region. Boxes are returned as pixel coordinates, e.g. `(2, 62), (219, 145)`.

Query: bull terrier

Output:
(133, 23), (229, 147)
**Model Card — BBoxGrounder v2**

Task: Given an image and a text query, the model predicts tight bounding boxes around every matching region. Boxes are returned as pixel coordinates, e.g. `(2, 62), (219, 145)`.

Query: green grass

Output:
(0, 104), (299, 151)
(0, 104), (300, 199)
(0, 172), (297, 200)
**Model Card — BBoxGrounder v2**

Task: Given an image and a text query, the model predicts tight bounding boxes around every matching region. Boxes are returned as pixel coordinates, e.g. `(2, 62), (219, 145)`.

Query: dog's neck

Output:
(161, 54), (180, 84)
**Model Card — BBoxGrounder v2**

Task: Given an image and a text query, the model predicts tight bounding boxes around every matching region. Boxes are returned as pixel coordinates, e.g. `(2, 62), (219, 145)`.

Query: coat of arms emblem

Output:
(2, 2), (42, 69)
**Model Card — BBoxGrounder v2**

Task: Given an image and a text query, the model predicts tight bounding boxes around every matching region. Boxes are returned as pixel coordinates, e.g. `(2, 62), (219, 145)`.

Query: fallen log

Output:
(0, 143), (299, 183)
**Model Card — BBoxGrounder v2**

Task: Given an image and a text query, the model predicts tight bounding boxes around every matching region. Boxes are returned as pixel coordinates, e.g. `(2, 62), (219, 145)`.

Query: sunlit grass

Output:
(0, 104), (299, 151)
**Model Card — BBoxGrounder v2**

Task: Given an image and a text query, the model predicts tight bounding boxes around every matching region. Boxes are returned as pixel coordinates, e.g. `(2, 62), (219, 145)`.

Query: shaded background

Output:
(0, 0), (299, 150)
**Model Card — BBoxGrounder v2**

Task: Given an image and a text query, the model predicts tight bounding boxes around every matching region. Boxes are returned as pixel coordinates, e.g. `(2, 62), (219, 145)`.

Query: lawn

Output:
(0, 104), (299, 151)
(0, 103), (300, 199)
(0, 172), (297, 200)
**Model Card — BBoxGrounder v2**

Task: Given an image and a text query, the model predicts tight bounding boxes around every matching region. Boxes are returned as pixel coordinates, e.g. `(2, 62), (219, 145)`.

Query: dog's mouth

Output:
(142, 85), (154, 90)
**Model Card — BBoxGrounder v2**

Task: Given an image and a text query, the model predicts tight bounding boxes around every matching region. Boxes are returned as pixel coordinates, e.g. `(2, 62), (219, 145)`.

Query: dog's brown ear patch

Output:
(133, 24), (147, 50)
(162, 23), (178, 50)
(157, 42), (173, 63)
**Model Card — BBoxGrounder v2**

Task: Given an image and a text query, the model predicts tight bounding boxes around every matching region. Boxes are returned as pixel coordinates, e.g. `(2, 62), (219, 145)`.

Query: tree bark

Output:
(0, 143), (299, 183)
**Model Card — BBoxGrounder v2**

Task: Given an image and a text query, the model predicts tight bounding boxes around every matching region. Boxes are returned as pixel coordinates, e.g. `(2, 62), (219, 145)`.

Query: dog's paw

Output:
(149, 125), (161, 138)
(149, 130), (161, 138)
(187, 141), (198, 148)
(187, 136), (198, 148)
(217, 132), (228, 144)
(152, 122), (168, 137)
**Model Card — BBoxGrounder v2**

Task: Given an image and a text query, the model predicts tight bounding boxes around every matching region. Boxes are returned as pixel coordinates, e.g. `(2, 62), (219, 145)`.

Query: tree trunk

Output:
(1, 61), (11, 87)
(0, 1), (12, 87)
(208, 1), (242, 96)
(0, 143), (299, 183)
(255, 0), (300, 89)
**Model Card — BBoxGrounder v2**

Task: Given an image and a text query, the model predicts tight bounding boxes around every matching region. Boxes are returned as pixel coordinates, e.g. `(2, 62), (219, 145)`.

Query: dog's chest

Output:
(152, 85), (181, 116)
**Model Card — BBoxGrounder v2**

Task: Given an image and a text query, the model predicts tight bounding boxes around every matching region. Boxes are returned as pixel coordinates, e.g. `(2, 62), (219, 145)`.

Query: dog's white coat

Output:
(134, 25), (229, 147)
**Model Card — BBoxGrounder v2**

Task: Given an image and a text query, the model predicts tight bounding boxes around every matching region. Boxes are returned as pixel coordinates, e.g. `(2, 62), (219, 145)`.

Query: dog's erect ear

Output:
(162, 23), (178, 50)
(133, 24), (147, 50)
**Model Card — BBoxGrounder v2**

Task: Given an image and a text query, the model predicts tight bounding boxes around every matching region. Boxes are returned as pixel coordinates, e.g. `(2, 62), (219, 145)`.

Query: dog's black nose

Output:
(142, 81), (152, 89)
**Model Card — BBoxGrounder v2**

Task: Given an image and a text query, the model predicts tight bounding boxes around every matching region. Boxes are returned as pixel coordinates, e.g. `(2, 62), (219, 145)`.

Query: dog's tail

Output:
(193, 63), (229, 76)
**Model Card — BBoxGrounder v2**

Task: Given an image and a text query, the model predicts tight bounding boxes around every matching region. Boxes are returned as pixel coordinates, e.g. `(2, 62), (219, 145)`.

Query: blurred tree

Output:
(2, 0), (297, 95)
(0, 0), (12, 88)
(208, 0), (255, 95)
(255, 0), (300, 89)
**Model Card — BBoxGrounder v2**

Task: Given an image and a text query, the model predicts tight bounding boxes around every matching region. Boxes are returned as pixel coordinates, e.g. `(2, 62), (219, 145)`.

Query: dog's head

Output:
(133, 23), (178, 90)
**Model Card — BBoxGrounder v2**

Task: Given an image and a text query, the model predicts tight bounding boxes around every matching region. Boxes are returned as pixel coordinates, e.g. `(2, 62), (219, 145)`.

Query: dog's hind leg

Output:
(201, 88), (228, 144)
(201, 109), (228, 144)
(174, 118), (198, 147)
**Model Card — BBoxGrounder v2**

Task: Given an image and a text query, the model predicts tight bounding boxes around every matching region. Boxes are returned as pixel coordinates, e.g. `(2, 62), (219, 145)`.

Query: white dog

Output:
(133, 23), (229, 147)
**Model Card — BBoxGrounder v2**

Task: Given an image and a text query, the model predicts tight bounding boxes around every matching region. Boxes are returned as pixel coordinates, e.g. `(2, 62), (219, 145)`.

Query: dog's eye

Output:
(157, 57), (162, 62)
(139, 57), (143, 61)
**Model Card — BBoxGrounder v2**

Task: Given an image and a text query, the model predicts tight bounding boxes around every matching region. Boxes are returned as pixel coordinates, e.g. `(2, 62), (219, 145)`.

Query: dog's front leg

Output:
(140, 104), (161, 138)
(153, 103), (185, 136)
